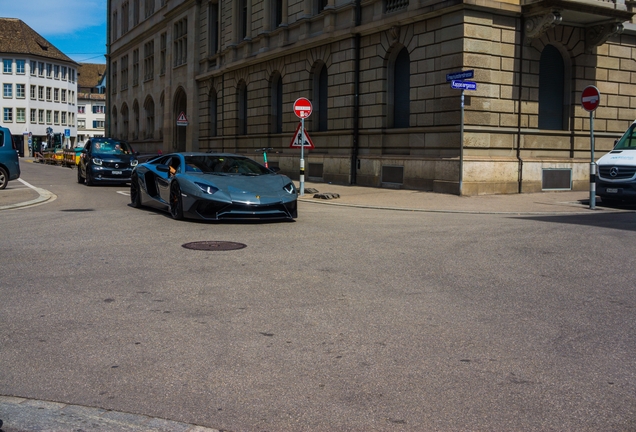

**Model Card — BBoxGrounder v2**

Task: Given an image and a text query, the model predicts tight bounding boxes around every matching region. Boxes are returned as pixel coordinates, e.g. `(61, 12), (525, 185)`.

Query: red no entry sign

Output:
(581, 86), (601, 112)
(293, 98), (313, 119)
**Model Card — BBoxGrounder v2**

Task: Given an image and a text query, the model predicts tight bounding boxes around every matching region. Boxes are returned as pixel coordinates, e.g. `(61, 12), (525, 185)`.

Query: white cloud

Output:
(1, 0), (106, 35)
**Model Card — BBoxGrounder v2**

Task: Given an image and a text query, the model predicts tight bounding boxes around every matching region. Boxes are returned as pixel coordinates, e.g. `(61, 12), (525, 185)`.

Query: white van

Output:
(596, 120), (636, 203)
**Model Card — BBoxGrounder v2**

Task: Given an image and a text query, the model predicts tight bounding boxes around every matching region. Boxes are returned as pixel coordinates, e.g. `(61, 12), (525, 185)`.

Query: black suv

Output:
(77, 138), (138, 186)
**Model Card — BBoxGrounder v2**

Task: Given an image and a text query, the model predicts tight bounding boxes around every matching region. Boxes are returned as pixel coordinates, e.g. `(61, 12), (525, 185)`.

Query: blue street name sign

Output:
(446, 70), (474, 82)
(451, 80), (477, 91)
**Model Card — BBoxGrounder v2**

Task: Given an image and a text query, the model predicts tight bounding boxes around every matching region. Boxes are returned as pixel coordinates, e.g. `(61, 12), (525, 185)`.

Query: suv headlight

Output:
(92, 158), (103, 166)
(131, 159), (138, 167)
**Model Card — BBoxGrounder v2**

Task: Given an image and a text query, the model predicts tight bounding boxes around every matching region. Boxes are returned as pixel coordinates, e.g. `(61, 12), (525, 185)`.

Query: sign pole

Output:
(460, 89), (464, 195)
(300, 117), (305, 196)
(590, 111), (595, 209)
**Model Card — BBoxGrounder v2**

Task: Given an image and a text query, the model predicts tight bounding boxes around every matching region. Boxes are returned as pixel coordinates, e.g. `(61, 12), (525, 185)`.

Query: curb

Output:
(0, 179), (56, 211)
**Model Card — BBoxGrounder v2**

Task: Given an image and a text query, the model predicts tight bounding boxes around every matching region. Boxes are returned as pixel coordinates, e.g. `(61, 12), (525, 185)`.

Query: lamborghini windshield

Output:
(184, 155), (271, 175)
(614, 123), (636, 150)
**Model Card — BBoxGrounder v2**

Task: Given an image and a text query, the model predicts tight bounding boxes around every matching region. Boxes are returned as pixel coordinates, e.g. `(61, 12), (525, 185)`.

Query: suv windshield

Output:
(91, 140), (134, 155)
(184, 155), (270, 175)
(614, 123), (636, 150)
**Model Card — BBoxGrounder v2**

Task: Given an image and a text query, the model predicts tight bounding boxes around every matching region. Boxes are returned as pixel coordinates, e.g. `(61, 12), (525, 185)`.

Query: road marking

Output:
(117, 191), (131, 196)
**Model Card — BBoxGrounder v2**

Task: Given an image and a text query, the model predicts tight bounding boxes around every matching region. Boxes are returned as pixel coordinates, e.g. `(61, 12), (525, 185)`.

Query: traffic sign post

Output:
(293, 98), (313, 196)
(447, 71), (477, 195)
(582, 85), (600, 209)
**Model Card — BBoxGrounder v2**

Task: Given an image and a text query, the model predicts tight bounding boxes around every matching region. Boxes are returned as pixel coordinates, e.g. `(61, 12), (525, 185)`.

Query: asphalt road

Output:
(1, 162), (635, 431)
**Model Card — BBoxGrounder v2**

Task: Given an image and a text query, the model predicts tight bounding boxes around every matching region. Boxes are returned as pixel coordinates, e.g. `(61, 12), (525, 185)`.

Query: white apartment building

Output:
(77, 63), (107, 145)
(0, 18), (78, 156)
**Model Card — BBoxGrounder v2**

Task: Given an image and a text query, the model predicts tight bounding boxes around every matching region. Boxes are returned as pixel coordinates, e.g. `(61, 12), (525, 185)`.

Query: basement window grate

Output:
(382, 165), (404, 185)
(542, 168), (572, 190)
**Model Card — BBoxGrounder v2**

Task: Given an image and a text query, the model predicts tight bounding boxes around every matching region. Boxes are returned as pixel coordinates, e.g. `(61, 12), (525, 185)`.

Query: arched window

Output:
(238, 81), (247, 135)
(159, 91), (164, 139)
(132, 100), (139, 140)
(209, 88), (218, 137)
(121, 103), (129, 140)
(313, 63), (328, 132)
(539, 44), (566, 130)
(144, 96), (155, 139)
(270, 73), (282, 134)
(391, 47), (410, 129)
(112, 106), (118, 137)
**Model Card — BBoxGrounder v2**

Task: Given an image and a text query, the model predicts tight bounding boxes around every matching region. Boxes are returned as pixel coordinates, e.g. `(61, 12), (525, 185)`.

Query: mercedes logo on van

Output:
(115, 163), (120, 169)
(610, 167), (619, 177)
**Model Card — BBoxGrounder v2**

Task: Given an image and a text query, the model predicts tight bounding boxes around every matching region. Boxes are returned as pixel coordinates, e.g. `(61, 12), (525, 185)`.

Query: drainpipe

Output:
(350, 0), (361, 184)
(516, 17), (524, 193)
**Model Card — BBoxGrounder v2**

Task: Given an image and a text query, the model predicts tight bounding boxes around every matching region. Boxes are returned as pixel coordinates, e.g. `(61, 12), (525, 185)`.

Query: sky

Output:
(1, 0), (107, 64)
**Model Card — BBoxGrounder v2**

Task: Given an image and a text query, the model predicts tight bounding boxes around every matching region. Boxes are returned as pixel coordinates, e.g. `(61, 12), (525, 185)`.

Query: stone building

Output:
(108, 0), (635, 194)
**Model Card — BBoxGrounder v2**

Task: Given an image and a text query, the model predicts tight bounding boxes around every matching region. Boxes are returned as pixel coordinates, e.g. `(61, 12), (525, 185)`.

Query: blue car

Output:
(0, 126), (20, 189)
(130, 152), (298, 221)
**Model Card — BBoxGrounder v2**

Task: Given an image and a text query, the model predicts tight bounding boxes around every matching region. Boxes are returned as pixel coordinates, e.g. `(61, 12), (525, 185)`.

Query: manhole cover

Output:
(182, 241), (247, 251)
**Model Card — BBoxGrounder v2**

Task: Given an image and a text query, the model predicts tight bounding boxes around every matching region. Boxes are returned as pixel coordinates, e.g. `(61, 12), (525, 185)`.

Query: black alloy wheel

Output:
(77, 165), (84, 183)
(169, 182), (184, 220)
(0, 167), (8, 190)
(85, 169), (94, 186)
(130, 174), (142, 208)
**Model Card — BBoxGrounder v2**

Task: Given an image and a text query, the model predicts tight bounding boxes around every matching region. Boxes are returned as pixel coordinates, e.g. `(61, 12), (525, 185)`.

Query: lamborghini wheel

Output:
(169, 182), (184, 220)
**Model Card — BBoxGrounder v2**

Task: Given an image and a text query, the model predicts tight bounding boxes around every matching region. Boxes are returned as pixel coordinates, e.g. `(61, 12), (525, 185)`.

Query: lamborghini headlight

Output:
(195, 182), (219, 194)
(283, 182), (297, 194)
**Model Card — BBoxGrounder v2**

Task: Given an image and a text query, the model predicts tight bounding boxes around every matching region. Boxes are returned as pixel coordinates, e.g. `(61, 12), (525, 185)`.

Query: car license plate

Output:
(607, 188), (618, 193)
(112, 170), (122, 175)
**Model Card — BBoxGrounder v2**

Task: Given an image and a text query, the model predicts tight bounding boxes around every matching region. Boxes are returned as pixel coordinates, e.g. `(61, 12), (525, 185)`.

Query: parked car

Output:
(596, 120), (636, 203)
(0, 126), (20, 189)
(130, 152), (297, 221)
(77, 138), (138, 186)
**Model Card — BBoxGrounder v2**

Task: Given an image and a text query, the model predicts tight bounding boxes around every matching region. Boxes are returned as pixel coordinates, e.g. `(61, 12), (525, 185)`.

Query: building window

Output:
(30, 85), (36, 99)
(54, 88), (60, 102)
(208, 89), (217, 137)
(93, 105), (105, 114)
(315, 0), (328, 14)
(16, 84), (25, 99)
(3, 108), (12, 122)
(78, 105), (85, 114)
(46, 87), (52, 101)
(122, 1), (130, 34)
(145, 0), (155, 17)
(62, 66), (67, 80)
(385, 0), (409, 13)
(160, 33), (167, 74)
(30, 60), (36, 76)
(46, 63), (52, 78)
(113, 11), (118, 40)
(133, 0), (140, 25)
(30, 109), (36, 122)
(539, 44), (566, 130)
(38, 109), (44, 123)
(16, 60), (25, 74)
(54, 65), (60, 79)
(270, 73), (282, 134)
(93, 120), (105, 128)
(46, 110), (52, 124)
(272, 0), (282, 29)
(121, 104), (129, 139)
(3, 83), (12, 98)
(209, 3), (219, 56)
(238, 81), (247, 135)
(144, 40), (154, 81)
(173, 19), (187, 67)
(112, 61), (118, 93)
(144, 97), (155, 139)
(54, 111), (60, 125)
(121, 55), (128, 90)
(314, 64), (328, 131)
(133, 49), (139, 86)
(16, 108), (25, 122)
(78, 119), (86, 129)
(240, 0), (247, 40)
(38, 62), (44, 77)
(38, 86), (44, 100)
(61, 89), (67, 103)
(390, 47), (410, 128)
(61, 112), (67, 125)
(3, 59), (12, 74)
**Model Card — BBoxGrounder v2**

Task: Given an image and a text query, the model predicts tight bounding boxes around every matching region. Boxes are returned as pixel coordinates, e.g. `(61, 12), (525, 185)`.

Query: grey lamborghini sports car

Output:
(130, 152), (297, 221)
